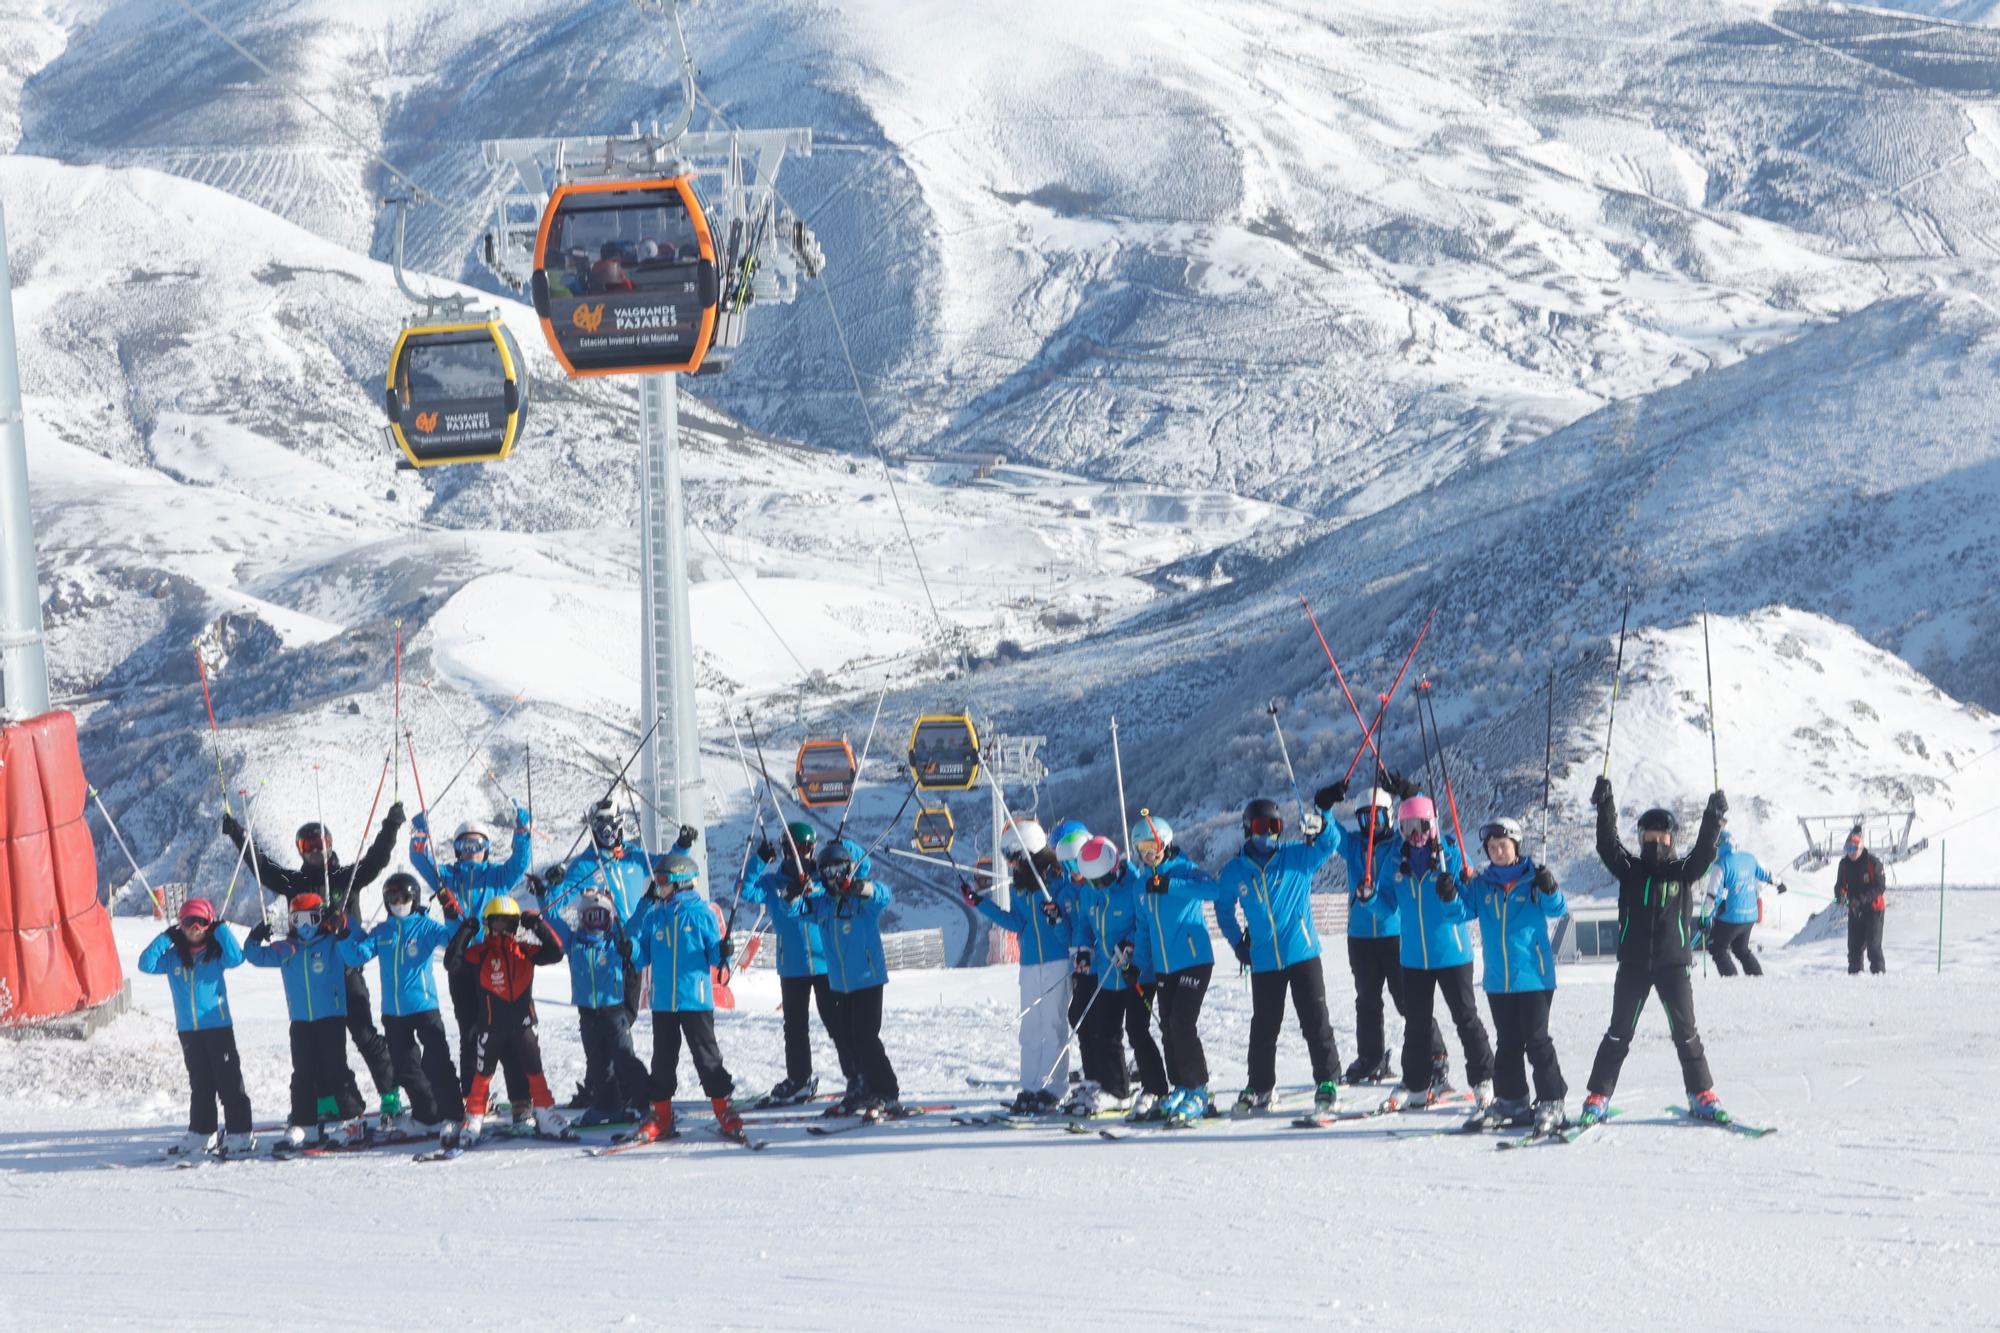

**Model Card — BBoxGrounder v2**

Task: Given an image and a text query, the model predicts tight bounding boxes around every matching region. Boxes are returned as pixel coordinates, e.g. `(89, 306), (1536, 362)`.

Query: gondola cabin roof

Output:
(383, 320), (529, 468)
(907, 714), (980, 792)
(795, 738), (857, 809)
(529, 177), (719, 378)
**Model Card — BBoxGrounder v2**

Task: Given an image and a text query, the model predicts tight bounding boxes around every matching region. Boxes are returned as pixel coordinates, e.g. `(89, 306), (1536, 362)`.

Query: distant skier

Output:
(1373, 792), (1494, 1114)
(443, 896), (572, 1144)
(138, 899), (256, 1159)
(544, 889), (651, 1126)
(794, 838), (903, 1117)
(739, 821), (855, 1107)
(1215, 795), (1344, 1119)
(621, 853), (745, 1144)
(243, 894), (371, 1150)
(1462, 818), (1568, 1134)
(225, 802), (403, 1122)
(1579, 779), (1729, 1128)
(1071, 836), (1170, 1120)
(962, 818), (1079, 1115)
(337, 872), (463, 1136)
(1835, 827), (1887, 976)
(1706, 824), (1780, 978)
(1319, 779), (1447, 1084)
(1130, 814), (1227, 1125)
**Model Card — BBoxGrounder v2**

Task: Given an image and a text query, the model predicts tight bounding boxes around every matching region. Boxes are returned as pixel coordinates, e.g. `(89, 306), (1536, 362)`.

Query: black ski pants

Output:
(781, 972), (854, 1084)
(1847, 908), (1886, 975)
(178, 1027), (253, 1136)
(1082, 982), (1169, 1100)
(1247, 958), (1341, 1094)
(342, 968), (395, 1097)
(383, 1010), (463, 1124)
(1156, 964), (1213, 1090)
(1348, 935), (1446, 1067)
(449, 965), (525, 1104)
(1708, 921), (1763, 977)
(1401, 962), (1493, 1092)
(578, 1005), (653, 1115)
(833, 984), (899, 1103)
(1587, 962), (1712, 1098)
(1069, 972), (1101, 1085)
(1486, 989), (1566, 1103)
(287, 1016), (361, 1128)
(648, 1010), (734, 1102)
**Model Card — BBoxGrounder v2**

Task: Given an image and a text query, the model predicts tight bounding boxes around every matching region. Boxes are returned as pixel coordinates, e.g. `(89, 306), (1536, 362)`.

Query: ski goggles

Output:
(290, 909), (322, 931)
(179, 916), (213, 933)
(1245, 816), (1284, 838)
(579, 906), (613, 934)
(453, 835), (490, 859)
(296, 832), (331, 857)
(1479, 823), (1520, 845)
(486, 916), (520, 934)
(381, 884), (416, 907)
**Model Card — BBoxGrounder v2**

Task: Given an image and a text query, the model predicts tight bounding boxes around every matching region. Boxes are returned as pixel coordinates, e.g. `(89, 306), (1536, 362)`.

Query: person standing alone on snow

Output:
(1835, 827), (1887, 975)
(1706, 823), (1782, 978)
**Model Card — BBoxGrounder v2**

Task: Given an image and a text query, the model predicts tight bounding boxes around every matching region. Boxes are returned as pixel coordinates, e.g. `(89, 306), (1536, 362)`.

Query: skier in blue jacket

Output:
(1705, 827), (1779, 977)
(794, 839), (903, 1117)
(737, 820), (854, 1107)
(1462, 817), (1568, 1134)
(1372, 792), (1493, 1113)
(338, 872), (462, 1135)
(1216, 794), (1345, 1118)
(138, 898), (256, 1159)
(962, 818), (1076, 1115)
(245, 893), (369, 1149)
(1071, 836), (1169, 1119)
(622, 853), (745, 1144)
(1131, 815), (1228, 1124)
(546, 888), (651, 1125)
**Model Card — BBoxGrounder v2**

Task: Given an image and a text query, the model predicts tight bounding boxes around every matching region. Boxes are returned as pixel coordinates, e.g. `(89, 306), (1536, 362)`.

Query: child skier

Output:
(738, 820), (854, 1107)
(622, 853), (744, 1144)
(138, 898), (256, 1159)
(1215, 796), (1345, 1119)
(962, 818), (1077, 1115)
(337, 872), (462, 1138)
(443, 896), (572, 1144)
(795, 838), (902, 1118)
(244, 893), (370, 1151)
(1706, 823), (1779, 977)
(1581, 779), (1728, 1126)
(1049, 819), (1097, 1085)
(545, 888), (652, 1126)
(1462, 817), (1568, 1134)
(1372, 793), (1494, 1113)
(1130, 815), (1226, 1124)
(1070, 836), (1170, 1119)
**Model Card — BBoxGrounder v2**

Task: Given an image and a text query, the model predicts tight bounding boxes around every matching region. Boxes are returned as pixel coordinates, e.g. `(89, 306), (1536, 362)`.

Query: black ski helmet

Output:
(1242, 797), (1284, 836)
(818, 839), (857, 888)
(1636, 808), (1678, 835)
(295, 822), (332, 859)
(381, 872), (423, 911)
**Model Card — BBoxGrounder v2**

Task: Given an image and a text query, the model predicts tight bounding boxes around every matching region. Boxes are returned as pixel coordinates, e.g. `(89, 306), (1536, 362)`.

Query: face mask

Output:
(1244, 835), (1275, 857)
(291, 914), (318, 936)
(1640, 840), (1670, 864)
(387, 902), (412, 919)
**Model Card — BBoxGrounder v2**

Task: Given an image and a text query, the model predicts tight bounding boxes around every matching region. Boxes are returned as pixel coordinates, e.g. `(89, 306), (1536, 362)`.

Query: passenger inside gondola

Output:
(589, 241), (635, 293)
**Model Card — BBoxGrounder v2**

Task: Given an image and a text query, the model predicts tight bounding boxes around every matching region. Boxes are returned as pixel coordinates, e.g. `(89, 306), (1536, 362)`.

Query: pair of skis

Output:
(1291, 1088), (1474, 1129)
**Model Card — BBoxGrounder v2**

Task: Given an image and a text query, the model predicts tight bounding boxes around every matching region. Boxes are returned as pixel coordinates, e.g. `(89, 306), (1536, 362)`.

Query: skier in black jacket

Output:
(224, 801), (406, 1121)
(1834, 828), (1887, 975)
(1577, 778), (1728, 1128)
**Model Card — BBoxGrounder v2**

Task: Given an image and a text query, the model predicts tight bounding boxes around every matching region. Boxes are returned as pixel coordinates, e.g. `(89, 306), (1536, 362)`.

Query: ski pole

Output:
(404, 729), (431, 817)
(391, 621), (403, 804)
(430, 690), (527, 809)
(310, 765), (334, 906)
(1266, 701), (1309, 827)
(541, 716), (666, 910)
(745, 709), (811, 881)
(980, 761), (1059, 916)
(1341, 606), (1438, 783)
(218, 782), (267, 922)
(193, 641), (233, 817)
(419, 680), (519, 808)
(213, 809), (254, 922)
(1422, 685), (1469, 863)
(87, 784), (166, 917)
(1110, 715), (1131, 839)
(1541, 668), (1555, 862)
(1299, 595), (1386, 774)
(1414, 679), (1439, 799)
(1702, 604), (1720, 792)
(832, 677), (893, 845)
(1602, 598), (1631, 778)
(345, 747), (392, 886)
(724, 710), (773, 936)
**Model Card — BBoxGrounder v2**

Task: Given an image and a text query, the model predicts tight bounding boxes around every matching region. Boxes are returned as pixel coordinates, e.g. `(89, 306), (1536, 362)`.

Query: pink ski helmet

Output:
(1397, 795), (1437, 842)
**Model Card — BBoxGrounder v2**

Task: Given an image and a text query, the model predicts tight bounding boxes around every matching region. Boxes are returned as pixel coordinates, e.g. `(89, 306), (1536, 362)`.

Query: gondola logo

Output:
(414, 411), (439, 434)
(572, 303), (606, 334)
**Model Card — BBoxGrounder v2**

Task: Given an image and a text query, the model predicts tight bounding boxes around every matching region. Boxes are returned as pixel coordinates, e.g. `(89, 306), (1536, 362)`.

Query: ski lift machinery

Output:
(474, 0), (825, 872)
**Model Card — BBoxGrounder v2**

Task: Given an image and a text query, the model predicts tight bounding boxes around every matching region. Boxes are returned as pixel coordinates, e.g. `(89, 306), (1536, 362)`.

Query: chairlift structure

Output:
(795, 737), (858, 808)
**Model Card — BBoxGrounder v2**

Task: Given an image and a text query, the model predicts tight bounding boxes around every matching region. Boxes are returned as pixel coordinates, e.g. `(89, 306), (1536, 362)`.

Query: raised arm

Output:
(1594, 779), (1633, 878)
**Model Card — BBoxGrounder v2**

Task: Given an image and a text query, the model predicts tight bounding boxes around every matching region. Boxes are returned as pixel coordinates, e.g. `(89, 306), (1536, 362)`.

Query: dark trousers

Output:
(449, 966), (525, 1103)
(178, 1027), (253, 1135)
(1401, 963), (1494, 1091)
(835, 984), (899, 1102)
(1587, 962), (1712, 1097)
(1247, 958), (1341, 1093)
(1082, 983), (1169, 1099)
(343, 968), (395, 1098)
(1156, 965), (1213, 1089)
(623, 967), (643, 1023)
(781, 972), (854, 1083)
(579, 1005), (653, 1114)
(1068, 973), (1100, 1086)
(466, 1019), (549, 1116)
(1486, 989), (1566, 1103)
(287, 1016), (360, 1128)
(1348, 935), (1446, 1066)
(1847, 909), (1886, 974)
(1708, 921), (1763, 977)
(648, 1010), (734, 1102)
(384, 1010), (463, 1124)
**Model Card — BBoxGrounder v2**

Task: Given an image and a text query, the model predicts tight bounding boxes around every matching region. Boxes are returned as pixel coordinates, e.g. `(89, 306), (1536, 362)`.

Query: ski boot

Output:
(533, 1105), (574, 1139)
(272, 1125), (309, 1158)
(1379, 1084), (1420, 1113)
(319, 1117), (371, 1149)
(577, 1106), (627, 1128)
(1127, 1092), (1166, 1123)
(1342, 1053), (1392, 1085)
(712, 1096), (745, 1137)
(459, 1113), (486, 1145)
(1313, 1080), (1340, 1117)
(760, 1074), (818, 1109)
(1577, 1093), (1612, 1128)
(1466, 1095), (1529, 1132)
(165, 1130), (213, 1158)
(1169, 1087), (1213, 1125)
(1062, 1080), (1104, 1118)
(1531, 1099), (1567, 1136)
(507, 1104), (536, 1137)
(1688, 1089), (1730, 1124)
(218, 1131), (256, 1160)
(437, 1122), (465, 1152)
(376, 1089), (407, 1136)
(623, 1102), (675, 1144)
(1006, 1089), (1042, 1116)
(1230, 1087), (1274, 1119)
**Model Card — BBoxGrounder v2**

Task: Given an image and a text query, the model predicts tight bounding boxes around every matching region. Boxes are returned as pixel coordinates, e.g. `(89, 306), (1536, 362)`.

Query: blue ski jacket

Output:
(545, 841), (651, 925)
(1078, 863), (1156, 987)
(796, 882), (894, 995)
(544, 912), (635, 1010)
(1463, 858), (1565, 994)
(138, 925), (244, 1032)
(245, 919), (362, 1022)
(1324, 818), (1405, 939)
(628, 889), (721, 1013)
(1215, 834), (1339, 973)
(975, 861), (1082, 969)
(1134, 853), (1224, 975)
(409, 807), (533, 933)
(1376, 836), (1472, 972)
(737, 856), (829, 978)
(1711, 836), (1774, 924)
(338, 913), (455, 1016)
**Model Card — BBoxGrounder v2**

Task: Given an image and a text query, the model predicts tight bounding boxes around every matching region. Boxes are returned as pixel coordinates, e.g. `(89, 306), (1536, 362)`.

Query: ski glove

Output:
(1708, 790), (1728, 816)
(756, 838), (777, 863)
(958, 881), (981, 909)
(246, 923), (272, 945)
(1591, 776), (1613, 808)
(1315, 781), (1347, 812)
(221, 811), (244, 842)
(385, 801), (406, 826)
(541, 864), (566, 893)
(1356, 881), (1376, 903)
(674, 824), (700, 851)
(1533, 867), (1559, 896)
(1300, 812), (1326, 840)
(1434, 868), (1458, 902)
(1072, 947), (1093, 975)
(1776, 882), (1789, 895)
(436, 887), (461, 920)
(1040, 898), (1063, 925)
(1230, 937), (1252, 968)
(323, 910), (349, 937)
(1872, 894), (1885, 911)
(1382, 770), (1419, 802)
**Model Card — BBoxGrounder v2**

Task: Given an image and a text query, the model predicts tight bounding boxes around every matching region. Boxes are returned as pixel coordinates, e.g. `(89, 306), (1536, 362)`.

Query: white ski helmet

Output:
(1352, 788), (1395, 828)
(1480, 816), (1525, 853)
(1129, 815), (1173, 862)
(1000, 819), (1049, 859)
(1077, 836), (1122, 883)
(1052, 823), (1093, 868)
